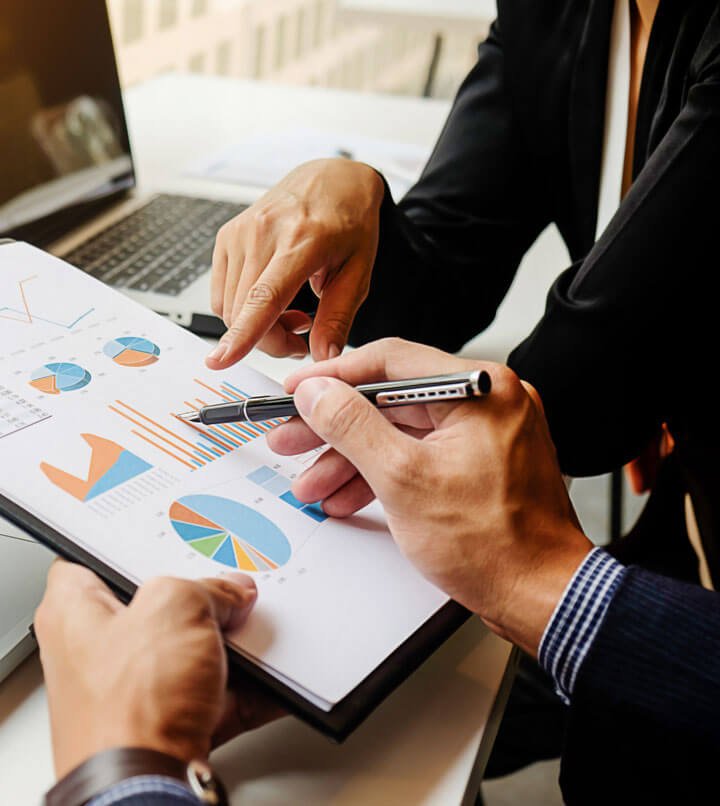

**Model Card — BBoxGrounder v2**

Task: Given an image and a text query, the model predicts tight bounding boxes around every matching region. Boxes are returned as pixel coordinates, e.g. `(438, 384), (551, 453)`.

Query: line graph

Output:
(0, 275), (94, 329)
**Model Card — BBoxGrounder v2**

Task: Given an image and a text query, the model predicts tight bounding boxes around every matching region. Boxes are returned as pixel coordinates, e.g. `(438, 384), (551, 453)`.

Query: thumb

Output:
(294, 377), (413, 495)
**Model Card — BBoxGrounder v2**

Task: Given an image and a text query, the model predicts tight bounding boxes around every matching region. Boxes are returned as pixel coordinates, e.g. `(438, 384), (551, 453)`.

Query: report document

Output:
(0, 242), (456, 732)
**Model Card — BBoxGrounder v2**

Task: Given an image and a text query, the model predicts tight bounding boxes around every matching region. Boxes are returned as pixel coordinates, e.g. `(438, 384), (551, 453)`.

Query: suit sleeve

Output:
(508, 56), (720, 475)
(349, 20), (550, 353)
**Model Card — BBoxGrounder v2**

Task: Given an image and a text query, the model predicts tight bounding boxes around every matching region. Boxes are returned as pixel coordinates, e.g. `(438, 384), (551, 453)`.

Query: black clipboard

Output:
(0, 239), (470, 741)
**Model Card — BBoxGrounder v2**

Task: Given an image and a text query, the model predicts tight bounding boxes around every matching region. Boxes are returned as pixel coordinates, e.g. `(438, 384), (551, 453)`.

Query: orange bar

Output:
(115, 400), (212, 457)
(131, 430), (195, 469)
(109, 405), (207, 465)
(194, 378), (234, 402)
(172, 413), (236, 449)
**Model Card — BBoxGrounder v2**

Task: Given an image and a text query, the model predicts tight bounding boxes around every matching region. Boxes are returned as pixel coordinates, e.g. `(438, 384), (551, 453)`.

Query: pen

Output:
(177, 370), (491, 425)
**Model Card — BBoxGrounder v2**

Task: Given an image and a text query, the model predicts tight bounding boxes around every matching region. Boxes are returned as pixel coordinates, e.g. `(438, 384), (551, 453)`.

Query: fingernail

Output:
(327, 344), (341, 359)
(228, 574), (257, 597)
(295, 377), (332, 418)
(290, 351), (307, 360)
(207, 343), (228, 362)
(291, 324), (311, 335)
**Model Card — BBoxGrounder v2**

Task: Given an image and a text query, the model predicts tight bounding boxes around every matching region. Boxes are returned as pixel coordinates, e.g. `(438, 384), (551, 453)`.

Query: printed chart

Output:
(0, 274), (94, 330)
(104, 337), (160, 367)
(40, 434), (152, 502)
(0, 386), (51, 439)
(170, 494), (292, 571)
(247, 465), (327, 522)
(29, 363), (91, 395)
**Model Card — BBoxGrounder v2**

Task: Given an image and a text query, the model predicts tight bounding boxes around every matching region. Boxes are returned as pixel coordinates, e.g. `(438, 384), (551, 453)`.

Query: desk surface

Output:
(0, 75), (514, 805)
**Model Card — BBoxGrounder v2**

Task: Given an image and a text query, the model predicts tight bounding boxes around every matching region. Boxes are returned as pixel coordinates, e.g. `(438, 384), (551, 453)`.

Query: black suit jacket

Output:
(352, 0), (720, 568)
(349, 1), (720, 801)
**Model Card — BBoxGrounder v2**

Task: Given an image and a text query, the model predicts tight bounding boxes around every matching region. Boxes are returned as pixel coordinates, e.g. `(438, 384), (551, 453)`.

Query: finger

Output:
(292, 447), (360, 503)
(196, 576), (258, 632)
(229, 232), (275, 326)
(207, 253), (314, 368)
(35, 562), (120, 646)
(265, 417), (325, 456)
(255, 320), (309, 359)
(284, 338), (483, 392)
(320, 474), (376, 518)
(210, 238), (228, 318)
(133, 575), (257, 634)
(309, 253), (370, 360)
(212, 676), (286, 747)
(222, 247), (246, 328)
(294, 376), (417, 498)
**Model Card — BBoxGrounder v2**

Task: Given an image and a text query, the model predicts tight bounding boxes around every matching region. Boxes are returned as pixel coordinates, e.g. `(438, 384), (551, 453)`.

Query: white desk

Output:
(0, 75), (515, 805)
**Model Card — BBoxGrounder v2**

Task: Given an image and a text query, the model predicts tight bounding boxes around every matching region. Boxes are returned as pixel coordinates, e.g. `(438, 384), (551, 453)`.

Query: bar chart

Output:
(247, 465), (328, 522)
(109, 378), (284, 471)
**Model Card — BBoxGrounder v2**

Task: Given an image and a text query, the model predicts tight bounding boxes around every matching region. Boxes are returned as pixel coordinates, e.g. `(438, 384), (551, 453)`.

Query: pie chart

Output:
(29, 362), (91, 395)
(103, 336), (160, 367)
(170, 494), (292, 572)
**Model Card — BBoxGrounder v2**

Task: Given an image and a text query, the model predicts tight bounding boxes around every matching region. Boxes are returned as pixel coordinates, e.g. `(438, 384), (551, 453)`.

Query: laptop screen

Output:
(0, 1), (134, 242)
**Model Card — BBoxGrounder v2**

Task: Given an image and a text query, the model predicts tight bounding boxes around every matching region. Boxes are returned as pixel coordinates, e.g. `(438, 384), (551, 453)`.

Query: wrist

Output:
(484, 536), (594, 656)
(45, 748), (227, 806)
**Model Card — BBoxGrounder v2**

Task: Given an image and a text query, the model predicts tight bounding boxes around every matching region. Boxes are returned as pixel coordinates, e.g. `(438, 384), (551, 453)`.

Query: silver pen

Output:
(177, 370), (491, 425)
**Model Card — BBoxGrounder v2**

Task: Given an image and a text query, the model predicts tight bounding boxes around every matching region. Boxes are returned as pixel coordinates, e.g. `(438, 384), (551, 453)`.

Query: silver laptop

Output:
(0, 0), (247, 337)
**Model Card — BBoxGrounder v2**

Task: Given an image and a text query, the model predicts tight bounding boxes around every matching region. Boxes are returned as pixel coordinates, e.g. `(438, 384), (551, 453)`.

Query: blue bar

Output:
(191, 459), (203, 468)
(197, 442), (222, 458)
(264, 475), (291, 496)
(302, 503), (328, 522)
(247, 466), (276, 485)
(235, 424), (260, 441)
(200, 431), (233, 452)
(280, 490), (305, 510)
(217, 424), (245, 444)
(223, 382), (249, 398)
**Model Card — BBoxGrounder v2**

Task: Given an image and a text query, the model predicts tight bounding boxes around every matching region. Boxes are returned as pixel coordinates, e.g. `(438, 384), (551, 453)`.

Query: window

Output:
(296, 8), (305, 60)
(158, 0), (178, 31)
(275, 16), (287, 71)
(254, 26), (266, 78)
(191, 0), (208, 17)
(189, 52), (206, 73)
(216, 40), (232, 75)
(314, 1), (324, 48)
(123, 0), (144, 44)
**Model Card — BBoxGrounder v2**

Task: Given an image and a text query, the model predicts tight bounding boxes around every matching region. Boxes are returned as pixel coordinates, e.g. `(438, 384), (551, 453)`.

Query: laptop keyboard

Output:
(64, 194), (245, 297)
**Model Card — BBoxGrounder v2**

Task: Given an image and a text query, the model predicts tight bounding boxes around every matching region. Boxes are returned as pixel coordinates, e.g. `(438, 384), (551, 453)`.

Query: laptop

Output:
(0, 0), (251, 337)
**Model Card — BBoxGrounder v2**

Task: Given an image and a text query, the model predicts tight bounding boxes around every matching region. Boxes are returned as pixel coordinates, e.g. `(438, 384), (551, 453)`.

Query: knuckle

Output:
(141, 576), (193, 606)
(245, 281), (282, 314)
(33, 598), (55, 643)
(321, 311), (353, 337)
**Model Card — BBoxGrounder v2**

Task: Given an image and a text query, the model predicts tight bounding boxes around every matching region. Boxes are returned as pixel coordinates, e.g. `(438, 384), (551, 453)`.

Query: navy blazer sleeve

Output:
(559, 567), (720, 803)
(350, 20), (550, 353)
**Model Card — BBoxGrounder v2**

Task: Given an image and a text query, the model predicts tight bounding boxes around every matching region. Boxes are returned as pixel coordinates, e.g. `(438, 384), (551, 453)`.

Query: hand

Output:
(35, 563), (278, 778)
(205, 158), (385, 368)
(267, 338), (593, 656)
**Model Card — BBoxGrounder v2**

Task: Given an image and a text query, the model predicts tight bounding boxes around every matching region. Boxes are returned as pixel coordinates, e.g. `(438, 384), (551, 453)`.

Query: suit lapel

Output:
(567, 0), (615, 253)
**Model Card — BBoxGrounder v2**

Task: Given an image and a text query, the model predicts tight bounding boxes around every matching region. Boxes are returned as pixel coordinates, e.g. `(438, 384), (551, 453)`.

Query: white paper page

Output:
(0, 243), (448, 708)
(184, 128), (431, 202)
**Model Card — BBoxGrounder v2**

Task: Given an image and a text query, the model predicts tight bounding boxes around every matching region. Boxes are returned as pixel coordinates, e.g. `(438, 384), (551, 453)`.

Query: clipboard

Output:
(0, 238), (470, 741)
